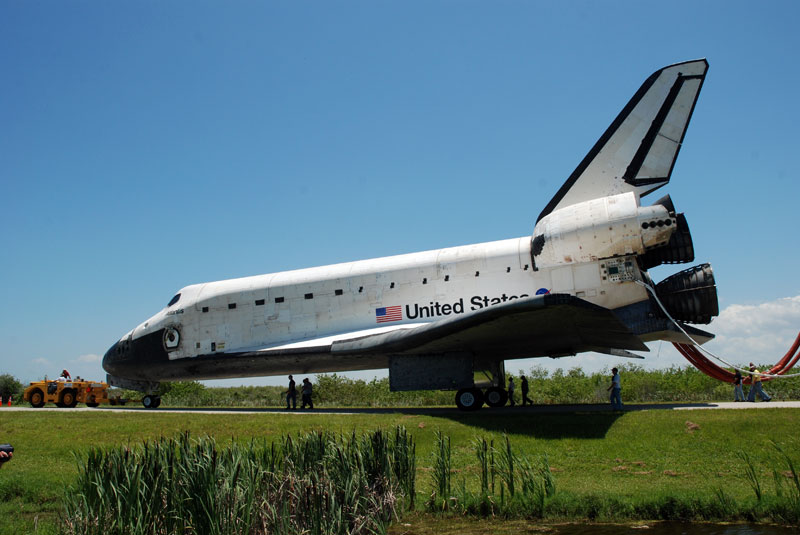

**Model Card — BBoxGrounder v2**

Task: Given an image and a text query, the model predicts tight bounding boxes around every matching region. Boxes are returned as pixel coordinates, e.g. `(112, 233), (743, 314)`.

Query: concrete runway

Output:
(3, 400), (798, 416)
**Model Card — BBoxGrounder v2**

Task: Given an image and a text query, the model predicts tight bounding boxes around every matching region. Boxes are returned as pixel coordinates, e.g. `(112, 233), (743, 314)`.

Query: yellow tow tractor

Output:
(23, 379), (116, 408)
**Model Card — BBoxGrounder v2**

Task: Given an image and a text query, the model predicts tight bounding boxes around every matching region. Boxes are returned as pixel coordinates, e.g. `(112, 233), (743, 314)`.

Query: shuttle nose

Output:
(103, 328), (171, 383)
(103, 337), (135, 378)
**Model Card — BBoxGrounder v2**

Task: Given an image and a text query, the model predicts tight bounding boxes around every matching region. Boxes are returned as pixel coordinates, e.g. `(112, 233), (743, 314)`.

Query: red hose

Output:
(742, 332), (800, 383)
(690, 345), (736, 382)
(775, 333), (800, 377)
(673, 343), (733, 382)
(673, 330), (800, 384)
(769, 332), (800, 375)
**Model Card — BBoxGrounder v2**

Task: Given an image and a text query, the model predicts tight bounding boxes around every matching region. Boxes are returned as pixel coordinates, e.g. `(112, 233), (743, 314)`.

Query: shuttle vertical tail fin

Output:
(537, 59), (708, 222)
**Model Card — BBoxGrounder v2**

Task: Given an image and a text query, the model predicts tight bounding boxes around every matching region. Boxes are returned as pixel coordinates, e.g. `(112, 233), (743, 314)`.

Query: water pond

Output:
(546, 524), (796, 535)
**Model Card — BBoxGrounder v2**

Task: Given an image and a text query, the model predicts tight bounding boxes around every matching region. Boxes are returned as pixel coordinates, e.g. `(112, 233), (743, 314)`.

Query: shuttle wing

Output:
(240, 294), (646, 364)
(537, 59), (708, 222)
(332, 293), (647, 358)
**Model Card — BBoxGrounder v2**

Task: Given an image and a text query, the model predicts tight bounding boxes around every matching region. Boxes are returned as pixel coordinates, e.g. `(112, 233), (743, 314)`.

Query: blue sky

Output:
(2, 1), (799, 386)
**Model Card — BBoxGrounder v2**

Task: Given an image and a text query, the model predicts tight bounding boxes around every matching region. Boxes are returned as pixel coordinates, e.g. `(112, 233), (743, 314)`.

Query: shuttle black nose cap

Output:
(103, 339), (136, 377)
(102, 340), (121, 375)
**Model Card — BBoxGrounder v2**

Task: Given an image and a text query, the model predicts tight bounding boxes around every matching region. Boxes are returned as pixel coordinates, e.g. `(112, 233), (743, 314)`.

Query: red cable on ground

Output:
(778, 339), (800, 376)
(673, 343), (733, 382)
(673, 331), (800, 384)
(742, 332), (800, 384)
(768, 332), (800, 376)
(673, 343), (700, 371)
(689, 345), (736, 382)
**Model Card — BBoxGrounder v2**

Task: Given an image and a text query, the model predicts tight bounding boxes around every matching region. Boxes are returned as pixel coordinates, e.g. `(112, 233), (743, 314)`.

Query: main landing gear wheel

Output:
(455, 388), (484, 411)
(142, 395), (162, 409)
(484, 387), (508, 408)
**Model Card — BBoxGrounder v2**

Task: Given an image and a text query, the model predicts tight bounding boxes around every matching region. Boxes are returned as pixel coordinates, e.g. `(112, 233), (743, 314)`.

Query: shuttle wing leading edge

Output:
(537, 59), (708, 222)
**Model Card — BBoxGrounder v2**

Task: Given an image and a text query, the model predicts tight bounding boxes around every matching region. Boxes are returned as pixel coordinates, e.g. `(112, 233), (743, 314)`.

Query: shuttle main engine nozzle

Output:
(654, 263), (719, 325)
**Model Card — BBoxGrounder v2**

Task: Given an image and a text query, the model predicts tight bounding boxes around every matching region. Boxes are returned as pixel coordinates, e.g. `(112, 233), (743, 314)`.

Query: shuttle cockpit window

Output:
(167, 293), (181, 307)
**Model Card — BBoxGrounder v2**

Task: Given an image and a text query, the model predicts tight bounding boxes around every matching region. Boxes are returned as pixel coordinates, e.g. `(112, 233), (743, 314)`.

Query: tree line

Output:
(3, 365), (798, 408)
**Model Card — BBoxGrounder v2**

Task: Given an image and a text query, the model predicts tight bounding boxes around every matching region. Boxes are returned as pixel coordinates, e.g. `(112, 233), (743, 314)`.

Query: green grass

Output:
(1, 408), (799, 533)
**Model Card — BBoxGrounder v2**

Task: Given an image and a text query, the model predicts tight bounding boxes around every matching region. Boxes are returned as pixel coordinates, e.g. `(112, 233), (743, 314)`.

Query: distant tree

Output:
(160, 381), (211, 406)
(0, 374), (23, 401)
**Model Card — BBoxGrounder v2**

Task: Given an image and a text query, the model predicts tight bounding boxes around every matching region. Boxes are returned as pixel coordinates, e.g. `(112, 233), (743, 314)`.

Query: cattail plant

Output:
(497, 433), (515, 499)
(62, 428), (416, 535)
(738, 450), (763, 501)
(430, 429), (452, 509)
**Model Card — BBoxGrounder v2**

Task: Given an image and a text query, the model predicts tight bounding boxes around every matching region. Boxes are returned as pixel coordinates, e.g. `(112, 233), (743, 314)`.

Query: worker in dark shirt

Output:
(521, 375), (533, 406)
(285, 375), (297, 410)
(301, 378), (314, 409)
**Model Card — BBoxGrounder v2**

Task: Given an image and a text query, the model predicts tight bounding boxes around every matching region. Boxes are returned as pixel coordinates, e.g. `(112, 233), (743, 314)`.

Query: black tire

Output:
(143, 395), (159, 409)
(29, 388), (45, 408)
(484, 387), (508, 408)
(86, 402), (100, 408)
(60, 389), (78, 408)
(152, 396), (162, 408)
(455, 388), (484, 411)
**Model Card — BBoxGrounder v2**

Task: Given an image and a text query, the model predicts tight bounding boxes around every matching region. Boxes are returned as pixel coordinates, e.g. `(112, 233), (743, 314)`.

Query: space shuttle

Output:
(103, 59), (718, 410)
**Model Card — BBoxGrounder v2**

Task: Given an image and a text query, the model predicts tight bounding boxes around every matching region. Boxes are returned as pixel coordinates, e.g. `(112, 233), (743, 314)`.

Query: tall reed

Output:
(772, 441), (800, 501)
(497, 433), (515, 499)
(738, 450), (763, 501)
(430, 429), (452, 509)
(62, 428), (416, 535)
(474, 436), (490, 495)
(427, 432), (557, 518)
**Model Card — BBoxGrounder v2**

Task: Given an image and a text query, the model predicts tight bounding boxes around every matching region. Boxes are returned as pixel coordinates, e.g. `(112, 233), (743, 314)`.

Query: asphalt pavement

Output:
(2, 400), (798, 415)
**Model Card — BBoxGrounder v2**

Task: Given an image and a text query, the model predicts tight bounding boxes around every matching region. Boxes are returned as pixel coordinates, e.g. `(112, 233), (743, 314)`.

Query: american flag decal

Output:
(376, 305), (402, 323)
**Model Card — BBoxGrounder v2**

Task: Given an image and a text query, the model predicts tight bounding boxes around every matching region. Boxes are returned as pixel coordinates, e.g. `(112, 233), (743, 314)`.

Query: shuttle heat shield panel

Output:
(655, 263), (718, 324)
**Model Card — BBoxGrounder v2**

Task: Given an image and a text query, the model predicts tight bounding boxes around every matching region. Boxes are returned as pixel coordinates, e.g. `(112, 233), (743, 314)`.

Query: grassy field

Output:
(1, 407), (799, 534)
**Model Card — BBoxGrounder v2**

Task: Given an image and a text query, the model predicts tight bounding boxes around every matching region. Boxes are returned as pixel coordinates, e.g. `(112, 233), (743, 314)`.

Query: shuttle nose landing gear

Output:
(455, 388), (484, 411)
